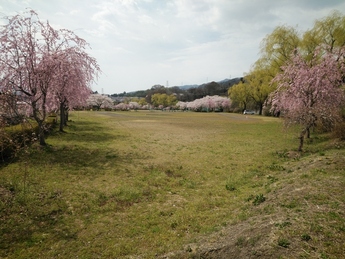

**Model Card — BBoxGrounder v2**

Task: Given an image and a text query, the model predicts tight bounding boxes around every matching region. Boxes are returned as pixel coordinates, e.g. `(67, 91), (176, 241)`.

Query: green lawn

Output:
(1, 111), (344, 258)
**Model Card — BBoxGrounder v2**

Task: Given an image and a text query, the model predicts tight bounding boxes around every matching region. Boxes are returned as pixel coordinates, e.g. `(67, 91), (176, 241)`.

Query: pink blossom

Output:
(271, 47), (345, 151)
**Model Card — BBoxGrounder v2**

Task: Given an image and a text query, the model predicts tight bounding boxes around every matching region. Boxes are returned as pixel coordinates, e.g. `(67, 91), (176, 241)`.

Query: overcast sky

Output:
(1, 0), (345, 94)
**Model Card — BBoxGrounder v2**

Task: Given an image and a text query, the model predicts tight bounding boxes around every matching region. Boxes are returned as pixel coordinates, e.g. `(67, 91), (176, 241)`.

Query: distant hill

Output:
(111, 77), (243, 101)
(178, 84), (199, 90)
(178, 78), (242, 91)
(217, 78), (242, 89)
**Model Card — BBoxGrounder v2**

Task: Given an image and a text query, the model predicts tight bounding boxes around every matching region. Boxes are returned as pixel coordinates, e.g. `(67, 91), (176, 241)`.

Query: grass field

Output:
(0, 110), (344, 258)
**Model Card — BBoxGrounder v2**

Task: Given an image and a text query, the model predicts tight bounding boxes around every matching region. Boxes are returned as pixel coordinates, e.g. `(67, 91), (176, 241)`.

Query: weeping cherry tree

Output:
(271, 47), (345, 151)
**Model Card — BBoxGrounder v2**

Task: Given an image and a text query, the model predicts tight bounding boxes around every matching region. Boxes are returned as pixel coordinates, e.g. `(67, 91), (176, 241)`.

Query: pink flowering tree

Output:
(176, 101), (187, 110)
(0, 11), (55, 145)
(0, 10), (99, 144)
(271, 47), (345, 151)
(87, 94), (113, 110)
(180, 96), (231, 112)
(212, 95), (231, 111)
(128, 102), (140, 110)
(53, 48), (99, 131)
(114, 103), (129, 111)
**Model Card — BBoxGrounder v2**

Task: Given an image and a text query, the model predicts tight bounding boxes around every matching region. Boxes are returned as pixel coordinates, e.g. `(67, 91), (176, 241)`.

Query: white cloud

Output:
(0, 0), (345, 94)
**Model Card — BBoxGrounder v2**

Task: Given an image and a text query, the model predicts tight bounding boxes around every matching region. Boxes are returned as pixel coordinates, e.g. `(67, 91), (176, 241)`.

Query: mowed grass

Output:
(0, 110), (344, 258)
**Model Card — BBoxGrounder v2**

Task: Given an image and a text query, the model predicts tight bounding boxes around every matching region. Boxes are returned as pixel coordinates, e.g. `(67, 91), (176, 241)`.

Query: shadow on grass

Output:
(0, 120), (121, 168)
(15, 119), (128, 175)
(39, 144), (124, 175)
(50, 120), (126, 144)
(0, 119), (135, 257)
(0, 184), (77, 257)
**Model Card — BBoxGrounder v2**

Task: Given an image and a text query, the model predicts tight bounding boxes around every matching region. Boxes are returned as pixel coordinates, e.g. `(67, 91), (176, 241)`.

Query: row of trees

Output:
(87, 92), (178, 110)
(86, 93), (147, 111)
(86, 93), (231, 112)
(229, 11), (345, 150)
(0, 10), (100, 145)
(176, 96), (231, 112)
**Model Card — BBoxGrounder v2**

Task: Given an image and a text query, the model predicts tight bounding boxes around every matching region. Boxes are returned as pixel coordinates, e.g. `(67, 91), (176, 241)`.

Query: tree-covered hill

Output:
(110, 77), (242, 102)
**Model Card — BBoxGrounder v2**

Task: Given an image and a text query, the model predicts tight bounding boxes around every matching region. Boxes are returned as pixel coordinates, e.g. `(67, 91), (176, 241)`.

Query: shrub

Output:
(252, 194), (266, 206)
(0, 123), (38, 161)
(278, 238), (290, 248)
(332, 121), (345, 140)
(301, 233), (311, 241)
(0, 116), (56, 161)
(225, 184), (236, 191)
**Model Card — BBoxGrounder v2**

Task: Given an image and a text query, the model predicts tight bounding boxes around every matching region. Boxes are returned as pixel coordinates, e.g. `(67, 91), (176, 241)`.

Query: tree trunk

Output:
(39, 90), (48, 145)
(59, 102), (65, 132)
(298, 128), (308, 152)
(38, 120), (46, 146)
(259, 103), (263, 115)
(243, 102), (247, 112)
(32, 104), (47, 146)
(64, 108), (68, 126)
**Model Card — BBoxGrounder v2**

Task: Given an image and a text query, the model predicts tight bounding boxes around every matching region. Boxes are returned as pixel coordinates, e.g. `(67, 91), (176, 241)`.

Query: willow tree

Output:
(235, 25), (301, 115)
(228, 80), (252, 112)
(245, 59), (277, 115)
(312, 10), (345, 53)
(151, 93), (177, 108)
(300, 11), (345, 62)
(260, 25), (301, 75)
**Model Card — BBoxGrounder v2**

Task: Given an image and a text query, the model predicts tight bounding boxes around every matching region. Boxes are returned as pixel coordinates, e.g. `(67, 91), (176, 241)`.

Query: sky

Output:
(1, 0), (345, 95)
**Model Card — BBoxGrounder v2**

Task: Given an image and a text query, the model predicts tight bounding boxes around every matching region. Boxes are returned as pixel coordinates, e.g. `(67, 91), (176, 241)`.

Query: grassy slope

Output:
(0, 111), (344, 258)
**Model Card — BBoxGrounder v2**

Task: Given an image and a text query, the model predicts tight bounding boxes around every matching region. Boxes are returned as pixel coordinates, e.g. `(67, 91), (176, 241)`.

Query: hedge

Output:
(0, 115), (57, 161)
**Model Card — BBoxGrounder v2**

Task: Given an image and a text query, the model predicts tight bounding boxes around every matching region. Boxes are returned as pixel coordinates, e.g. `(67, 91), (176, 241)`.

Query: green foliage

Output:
(244, 62), (277, 114)
(267, 163), (285, 171)
(0, 116), (56, 161)
(301, 233), (312, 241)
(260, 25), (300, 73)
(151, 93), (177, 107)
(310, 10), (345, 52)
(275, 221), (292, 229)
(277, 237), (290, 248)
(235, 236), (246, 247)
(228, 80), (253, 111)
(225, 184), (236, 191)
(252, 194), (266, 206)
